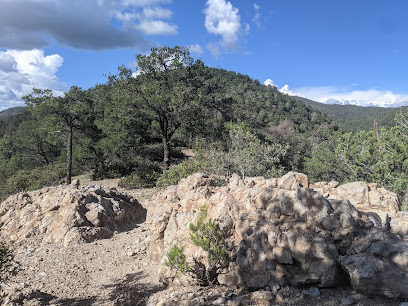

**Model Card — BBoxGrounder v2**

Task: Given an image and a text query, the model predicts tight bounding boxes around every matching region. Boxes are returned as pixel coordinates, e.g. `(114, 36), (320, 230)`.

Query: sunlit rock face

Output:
(148, 172), (408, 299)
(311, 180), (408, 235)
(0, 183), (145, 247)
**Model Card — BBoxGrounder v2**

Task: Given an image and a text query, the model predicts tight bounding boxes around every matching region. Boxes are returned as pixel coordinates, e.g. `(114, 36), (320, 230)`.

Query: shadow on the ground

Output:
(102, 271), (166, 306)
(39, 292), (97, 306)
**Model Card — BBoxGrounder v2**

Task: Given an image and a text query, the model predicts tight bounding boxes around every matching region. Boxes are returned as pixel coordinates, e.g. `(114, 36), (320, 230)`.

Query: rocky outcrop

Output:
(147, 172), (408, 299)
(311, 181), (400, 213)
(311, 181), (408, 236)
(0, 184), (145, 247)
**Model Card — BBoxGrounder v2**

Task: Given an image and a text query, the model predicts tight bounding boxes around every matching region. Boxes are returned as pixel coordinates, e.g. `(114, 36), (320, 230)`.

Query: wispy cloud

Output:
(253, 3), (261, 28)
(189, 44), (204, 55)
(207, 42), (221, 59)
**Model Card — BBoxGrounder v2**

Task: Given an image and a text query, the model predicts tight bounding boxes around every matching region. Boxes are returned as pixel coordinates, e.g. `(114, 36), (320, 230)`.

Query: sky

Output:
(0, 0), (407, 111)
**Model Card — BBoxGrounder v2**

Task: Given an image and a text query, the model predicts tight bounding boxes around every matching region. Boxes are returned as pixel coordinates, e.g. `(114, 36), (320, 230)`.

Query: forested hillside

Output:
(0, 107), (25, 119)
(295, 96), (406, 132)
(0, 46), (331, 201)
(0, 46), (407, 208)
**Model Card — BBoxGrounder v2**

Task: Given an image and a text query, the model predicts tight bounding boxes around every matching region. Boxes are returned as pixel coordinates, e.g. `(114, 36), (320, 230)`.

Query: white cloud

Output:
(263, 78), (275, 87)
(207, 43), (221, 59)
(0, 49), (66, 111)
(264, 78), (408, 107)
(137, 20), (178, 35)
(189, 44), (204, 55)
(253, 3), (261, 28)
(299, 87), (408, 107)
(0, 0), (177, 50)
(142, 6), (172, 19)
(279, 84), (306, 98)
(204, 0), (248, 50)
(121, 0), (171, 7)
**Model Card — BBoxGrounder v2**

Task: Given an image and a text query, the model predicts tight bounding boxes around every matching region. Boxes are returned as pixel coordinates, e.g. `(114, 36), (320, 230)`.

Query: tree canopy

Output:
(0, 45), (406, 210)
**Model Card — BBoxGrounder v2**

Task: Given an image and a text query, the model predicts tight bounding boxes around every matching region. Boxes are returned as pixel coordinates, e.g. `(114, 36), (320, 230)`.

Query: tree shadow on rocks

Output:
(103, 271), (166, 306)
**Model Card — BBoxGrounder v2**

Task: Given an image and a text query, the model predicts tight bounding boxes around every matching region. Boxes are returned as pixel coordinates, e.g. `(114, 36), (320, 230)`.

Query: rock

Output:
(213, 296), (227, 305)
(247, 290), (274, 305)
(217, 270), (242, 286)
(0, 184), (145, 246)
(268, 281), (281, 294)
(278, 171), (309, 190)
(339, 228), (408, 299)
(147, 172), (408, 300)
(309, 287), (320, 297)
(311, 180), (402, 233)
(1, 283), (49, 305)
(340, 297), (355, 305)
(71, 179), (80, 188)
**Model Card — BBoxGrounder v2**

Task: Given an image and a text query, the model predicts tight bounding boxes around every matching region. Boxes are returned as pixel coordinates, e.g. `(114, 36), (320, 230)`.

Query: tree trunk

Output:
(66, 124), (73, 184)
(162, 136), (170, 170)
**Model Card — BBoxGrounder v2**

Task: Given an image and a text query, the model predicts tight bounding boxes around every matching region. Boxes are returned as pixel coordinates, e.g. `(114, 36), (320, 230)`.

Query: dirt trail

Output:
(10, 180), (162, 306)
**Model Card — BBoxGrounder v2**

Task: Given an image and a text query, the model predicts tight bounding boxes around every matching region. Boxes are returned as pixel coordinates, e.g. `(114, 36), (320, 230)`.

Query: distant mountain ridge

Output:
(0, 107), (25, 119)
(293, 96), (406, 132)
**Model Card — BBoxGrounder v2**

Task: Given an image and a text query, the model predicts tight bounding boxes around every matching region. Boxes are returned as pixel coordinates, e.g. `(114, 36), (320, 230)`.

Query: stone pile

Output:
(0, 182), (145, 247)
(147, 172), (408, 299)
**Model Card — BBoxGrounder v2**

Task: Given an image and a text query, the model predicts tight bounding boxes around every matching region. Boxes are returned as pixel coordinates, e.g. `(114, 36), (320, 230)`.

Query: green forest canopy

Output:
(0, 46), (407, 209)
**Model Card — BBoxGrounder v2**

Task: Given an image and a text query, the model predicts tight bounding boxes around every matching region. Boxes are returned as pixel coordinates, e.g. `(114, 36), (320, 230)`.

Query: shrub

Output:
(189, 205), (228, 285)
(164, 245), (189, 275)
(208, 124), (287, 180)
(165, 204), (229, 285)
(118, 161), (162, 189)
(189, 205), (228, 267)
(1, 162), (65, 199)
(156, 158), (204, 188)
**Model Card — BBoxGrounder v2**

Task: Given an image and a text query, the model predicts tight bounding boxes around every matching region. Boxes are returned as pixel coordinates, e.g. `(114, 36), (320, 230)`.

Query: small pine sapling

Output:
(164, 244), (189, 275)
(165, 204), (229, 285)
(189, 205), (228, 285)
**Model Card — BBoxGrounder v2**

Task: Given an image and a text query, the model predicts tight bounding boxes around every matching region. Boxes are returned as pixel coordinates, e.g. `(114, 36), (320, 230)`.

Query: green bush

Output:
(118, 161), (162, 189)
(164, 245), (189, 275)
(1, 162), (65, 200)
(156, 158), (204, 188)
(165, 204), (229, 285)
(189, 205), (228, 271)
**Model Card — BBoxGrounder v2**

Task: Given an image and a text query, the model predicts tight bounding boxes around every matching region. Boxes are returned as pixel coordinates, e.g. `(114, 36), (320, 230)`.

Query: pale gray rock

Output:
(147, 172), (408, 300)
(0, 184), (145, 246)
(340, 297), (355, 305)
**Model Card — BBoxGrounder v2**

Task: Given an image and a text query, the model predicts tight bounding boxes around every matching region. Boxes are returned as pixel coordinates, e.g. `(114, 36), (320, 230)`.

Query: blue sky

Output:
(0, 0), (407, 111)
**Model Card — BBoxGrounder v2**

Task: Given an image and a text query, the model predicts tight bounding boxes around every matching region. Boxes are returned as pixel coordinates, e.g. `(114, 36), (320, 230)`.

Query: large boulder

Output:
(311, 181), (400, 213)
(339, 228), (408, 298)
(147, 172), (408, 299)
(311, 181), (408, 235)
(0, 184), (145, 247)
